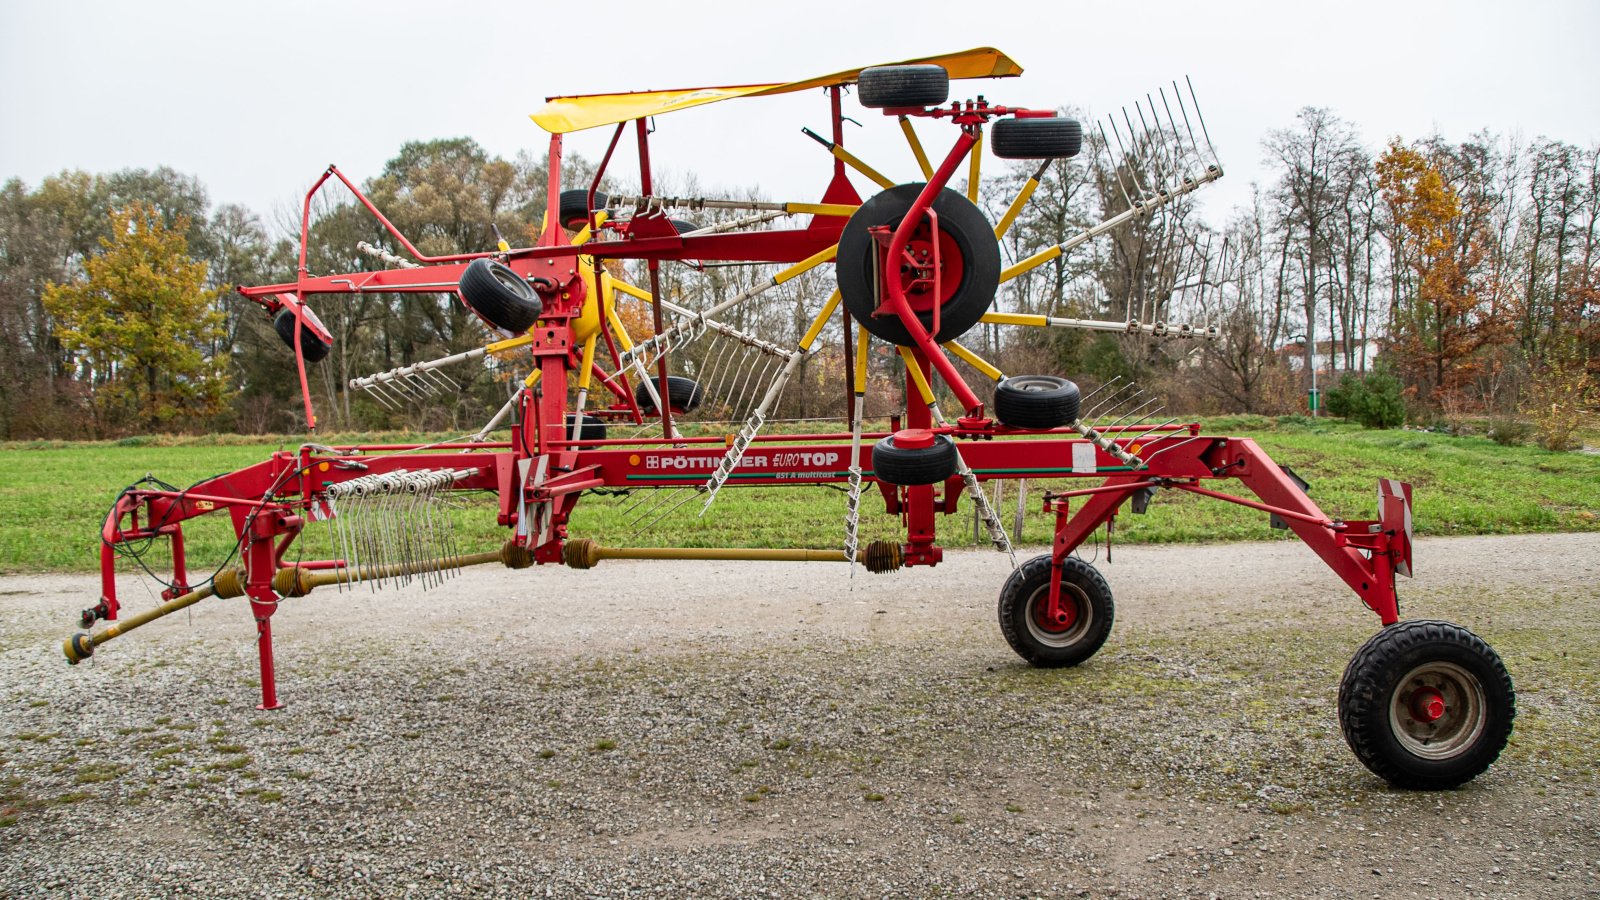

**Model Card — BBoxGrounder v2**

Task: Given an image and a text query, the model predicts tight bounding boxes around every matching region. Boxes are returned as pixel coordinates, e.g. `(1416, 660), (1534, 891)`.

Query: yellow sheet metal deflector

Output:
(531, 47), (1022, 134)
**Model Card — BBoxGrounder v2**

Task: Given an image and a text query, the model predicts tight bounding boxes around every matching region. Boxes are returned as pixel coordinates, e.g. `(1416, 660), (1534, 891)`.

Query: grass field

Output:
(1, 416), (1596, 574)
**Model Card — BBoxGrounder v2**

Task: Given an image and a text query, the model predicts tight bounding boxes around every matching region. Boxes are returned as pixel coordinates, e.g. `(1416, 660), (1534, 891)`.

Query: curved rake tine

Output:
(1135, 98), (1173, 190)
(629, 486), (705, 540)
(1096, 122), (1136, 213)
(1077, 375), (1124, 408)
(1126, 417), (1183, 448)
(1101, 395), (1162, 433)
(1140, 432), (1210, 464)
(1185, 76), (1221, 168)
(1157, 88), (1189, 174)
(1083, 381), (1142, 421)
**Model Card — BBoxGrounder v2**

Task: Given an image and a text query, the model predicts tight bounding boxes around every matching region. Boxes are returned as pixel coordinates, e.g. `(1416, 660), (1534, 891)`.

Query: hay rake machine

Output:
(66, 48), (1512, 789)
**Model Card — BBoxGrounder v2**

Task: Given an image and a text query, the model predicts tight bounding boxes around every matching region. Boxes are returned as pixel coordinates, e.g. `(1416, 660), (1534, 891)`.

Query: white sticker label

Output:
(1072, 442), (1097, 473)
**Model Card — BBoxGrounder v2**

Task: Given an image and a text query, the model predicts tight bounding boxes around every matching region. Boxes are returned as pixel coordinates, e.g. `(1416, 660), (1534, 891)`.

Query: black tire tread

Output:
(564, 413), (607, 441)
(997, 554), (1115, 668)
(837, 184), (1000, 346)
(991, 117), (1084, 160)
(858, 65), (949, 109)
(458, 259), (542, 334)
(1337, 619), (1514, 790)
(559, 189), (608, 230)
(994, 375), (1081, 429)
(273, 309), (331, 363)
(634, 375), (705, 415)
(870, 434), (960, 486)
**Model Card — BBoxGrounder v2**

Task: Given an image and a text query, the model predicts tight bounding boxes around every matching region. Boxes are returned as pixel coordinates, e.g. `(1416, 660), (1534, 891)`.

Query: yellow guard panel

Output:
(531, 47), (1022, 134)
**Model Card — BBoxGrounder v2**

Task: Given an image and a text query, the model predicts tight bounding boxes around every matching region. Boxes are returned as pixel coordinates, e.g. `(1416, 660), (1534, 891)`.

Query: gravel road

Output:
(2, 533), (1597, 898)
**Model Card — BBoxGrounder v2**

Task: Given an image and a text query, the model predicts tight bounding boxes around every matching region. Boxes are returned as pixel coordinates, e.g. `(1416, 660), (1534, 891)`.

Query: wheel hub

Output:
(1028, 582), (1085, 642)
(1388, 660), (1488, 760)
(1409, 688), (1446, 722)
(881, 224), (964, 314)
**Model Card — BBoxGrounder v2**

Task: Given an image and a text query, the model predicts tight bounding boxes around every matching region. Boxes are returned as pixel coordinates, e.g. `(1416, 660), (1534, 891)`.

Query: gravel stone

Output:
(1, 533), (1597, 897)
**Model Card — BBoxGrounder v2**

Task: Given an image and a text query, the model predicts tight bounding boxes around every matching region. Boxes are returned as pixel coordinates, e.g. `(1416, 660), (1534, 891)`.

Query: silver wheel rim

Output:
(1023, 582), (1092, 648)
(489, 264), (533, 299)
(1388, 660), (1487, 760)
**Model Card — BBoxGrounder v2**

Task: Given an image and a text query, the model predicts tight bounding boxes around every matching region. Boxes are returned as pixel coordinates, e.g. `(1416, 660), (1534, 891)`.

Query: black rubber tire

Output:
(563, 413), (607, 441)
(670, 219), (703, 236)
(870, 433), (960, 486)
(858, 65), (949, 109)
(634, 375), (705, 415)
(837, 183), (1000, 346)
(1337, 620), (1515, 790)
(991, 117), (1084, 160)
(994, 375), (1081, 429)
(273, 308), (331, 363)
(559, 189), (608, 230)
(998, 554), (1115, 668)
(458, 259), (542, 334)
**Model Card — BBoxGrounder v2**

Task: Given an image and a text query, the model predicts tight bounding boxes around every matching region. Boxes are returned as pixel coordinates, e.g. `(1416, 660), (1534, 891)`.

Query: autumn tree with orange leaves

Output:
(1375, 141), (1513, 411)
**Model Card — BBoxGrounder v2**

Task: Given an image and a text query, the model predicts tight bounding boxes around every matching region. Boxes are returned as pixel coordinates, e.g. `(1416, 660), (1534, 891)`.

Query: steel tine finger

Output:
(1095, 122), (1136, 213)
(1156, 88), (1185, 177)
(1103, 396), (1162, 433)
(1083, 382), (1138, 421)
(1185, 76), (1220, 168)
(1127, 417), (1183, 448)
(1076, 375), (1124, 411)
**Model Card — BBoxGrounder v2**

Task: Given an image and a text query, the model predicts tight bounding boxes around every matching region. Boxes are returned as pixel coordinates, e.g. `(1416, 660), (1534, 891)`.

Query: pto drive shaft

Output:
(64, 542), (534, 664)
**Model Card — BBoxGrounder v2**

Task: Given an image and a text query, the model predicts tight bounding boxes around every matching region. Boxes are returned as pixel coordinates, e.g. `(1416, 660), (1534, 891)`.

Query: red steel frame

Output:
(87, 87), (1415, 710)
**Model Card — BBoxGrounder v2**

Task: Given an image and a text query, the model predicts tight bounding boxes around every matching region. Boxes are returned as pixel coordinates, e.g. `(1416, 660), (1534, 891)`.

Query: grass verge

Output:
(2, 417), (1596, 574)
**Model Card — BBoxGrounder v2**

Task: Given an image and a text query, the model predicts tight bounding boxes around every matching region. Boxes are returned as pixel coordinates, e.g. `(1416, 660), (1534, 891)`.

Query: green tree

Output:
(42, 203), (230, 434)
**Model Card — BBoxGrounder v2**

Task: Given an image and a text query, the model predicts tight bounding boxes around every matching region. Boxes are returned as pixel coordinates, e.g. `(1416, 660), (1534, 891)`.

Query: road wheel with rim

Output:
(998, 554), (1115, 668)
(993, 375), (1080, 429)
(458, 258), (543, 334)
(837, 183), (1000, 346)
(1337, 620), (1514, 789)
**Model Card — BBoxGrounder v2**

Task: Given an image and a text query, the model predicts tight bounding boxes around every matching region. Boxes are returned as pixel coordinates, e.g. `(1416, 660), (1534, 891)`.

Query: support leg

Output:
(252, 602), (281, 711)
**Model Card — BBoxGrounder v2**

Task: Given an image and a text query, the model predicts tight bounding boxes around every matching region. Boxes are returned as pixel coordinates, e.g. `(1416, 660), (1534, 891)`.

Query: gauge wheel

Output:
(837, 183), (1000, 346)
(564, 413), (608, 441)
(870, 430), (960, 486)
(991, 117), (1084, 159)
(634, 375), (705, 415)
(994, 375), (1081, 429)
(273, 308), (331, 363)
(458, 258), (543, 334)
(559, 189), (609, 230)
(998, 554), (1115, 668)
(858, 64), (949, 109)
(1338, 620), (1514, 790)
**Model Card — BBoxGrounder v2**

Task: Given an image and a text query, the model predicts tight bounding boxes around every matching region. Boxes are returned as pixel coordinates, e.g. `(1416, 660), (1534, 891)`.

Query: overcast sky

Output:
(3, 0), (1596, 235)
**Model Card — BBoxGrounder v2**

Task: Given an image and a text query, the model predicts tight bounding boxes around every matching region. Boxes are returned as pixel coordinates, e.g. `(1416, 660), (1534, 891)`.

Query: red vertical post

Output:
(829, 85), (847, 181)
(166, 525), (190, 598)
(901, 359), (939, 563)
(235, 507), (287, 710)
(98, 541), (120, 620)
(636, 118), (676, 440)
(541, 133), (564, 247)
